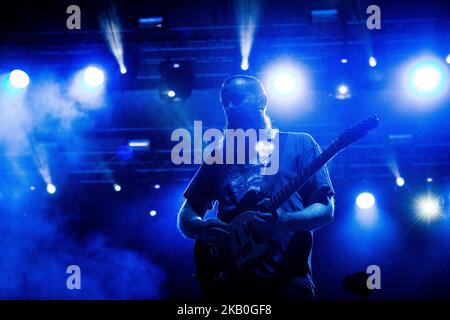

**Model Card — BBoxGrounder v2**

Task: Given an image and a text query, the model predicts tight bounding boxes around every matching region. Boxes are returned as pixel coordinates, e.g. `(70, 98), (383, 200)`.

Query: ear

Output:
(258, 94), (268, 110)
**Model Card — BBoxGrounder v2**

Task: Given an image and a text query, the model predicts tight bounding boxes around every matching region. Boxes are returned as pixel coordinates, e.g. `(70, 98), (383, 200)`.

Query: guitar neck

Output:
(260, 142), (339, 212)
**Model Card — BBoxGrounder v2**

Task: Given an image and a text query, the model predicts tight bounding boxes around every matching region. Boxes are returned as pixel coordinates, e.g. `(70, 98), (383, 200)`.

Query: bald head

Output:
(220, 75), (267, 111)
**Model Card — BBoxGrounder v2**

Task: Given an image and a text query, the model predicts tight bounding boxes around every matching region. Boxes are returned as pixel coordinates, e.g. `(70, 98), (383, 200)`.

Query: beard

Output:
(225, 108), (272, 130)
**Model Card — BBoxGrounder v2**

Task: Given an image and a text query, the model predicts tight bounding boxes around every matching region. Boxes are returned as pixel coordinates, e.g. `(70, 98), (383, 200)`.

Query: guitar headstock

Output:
(333, 114), (379, 152)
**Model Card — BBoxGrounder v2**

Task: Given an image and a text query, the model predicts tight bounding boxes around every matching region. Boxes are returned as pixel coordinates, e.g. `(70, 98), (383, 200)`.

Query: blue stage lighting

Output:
(356, 192), (375, 209)
(446, 54), (450, 64)
(9, 69), (30, 89)
(369, 56), (377, 67)
(426, 177), (433, 183)
(113, 183), (122, 192)
(340, 58), (348, 64)
(154, 184), (161, 189)
(241, 59), (249, 71)
(336, 84), (350, 99)
(83, 66), (105, 87)
(120, 66), (127, 74)
(273, 72), (296, 95)
(405, 58), (448, 99)
(167, 90), (176, 98)
(338, 84), (349, 95)
(416, 195), (441, 222)
(149, 210), (157, 216)
(396, 176), (405, 187)
(46, 183), (56, 194)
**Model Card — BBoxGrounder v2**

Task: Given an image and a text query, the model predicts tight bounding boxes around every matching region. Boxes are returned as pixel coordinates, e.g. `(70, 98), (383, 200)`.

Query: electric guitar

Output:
(194, 115), (379, 293)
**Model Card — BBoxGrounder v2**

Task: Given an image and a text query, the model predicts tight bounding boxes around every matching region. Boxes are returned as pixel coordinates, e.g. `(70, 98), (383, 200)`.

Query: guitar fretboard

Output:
(259, 142), (339, 212)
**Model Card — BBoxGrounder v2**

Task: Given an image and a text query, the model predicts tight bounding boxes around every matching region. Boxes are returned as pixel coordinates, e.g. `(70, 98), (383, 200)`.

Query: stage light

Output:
(139, 16), (164, 29)
(159, 61), (194, 101)
(263, 62), (308, 108)
(46, 183), (56, 194)
(9, 69), (30, 89)
(369, 56), (377, 67)
(113, 183), (122, 192)
(427, 177), (433, 183)
(338, 84), (349, 95)
(396, 176), (405, 187)
(128, 139), (150, 150)
(311, 9), (338, 23)
(404, 57), (448, 101)
(149, 210), (157, 216)
(340, 58), (348, 64)
(273, 72), (296, 95)
(154, 184), (161, 189)
(446, 54), (450, 64)
(412, 65), (441, 93)
(336, 84), (350, 99)
(416, 195), (441, 221)
(241, 59), (249, 71)
(120, 66), (127, 74)
(83, 66), (105, 87)
(30, 186), (36, 191)
(356, 192), (375, 210)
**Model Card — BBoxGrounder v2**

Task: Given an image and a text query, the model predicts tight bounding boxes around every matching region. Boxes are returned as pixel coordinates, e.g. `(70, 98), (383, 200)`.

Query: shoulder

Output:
(279, 131), (317, 145)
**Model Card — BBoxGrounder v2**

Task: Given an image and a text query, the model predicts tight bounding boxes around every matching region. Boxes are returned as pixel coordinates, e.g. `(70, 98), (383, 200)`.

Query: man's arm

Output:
(177, 200), (230, 245)
(253, 196), (334, 234)
(280, 196), (334, 232)
(177, 201), (205, 239)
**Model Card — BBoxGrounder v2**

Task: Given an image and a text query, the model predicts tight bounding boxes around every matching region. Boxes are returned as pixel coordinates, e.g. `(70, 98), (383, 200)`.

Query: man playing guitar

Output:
(177, 75), (335, 300)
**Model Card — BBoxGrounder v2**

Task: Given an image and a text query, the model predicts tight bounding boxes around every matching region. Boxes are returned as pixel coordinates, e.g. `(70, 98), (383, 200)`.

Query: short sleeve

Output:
(297, 134), (335, 207)
(183, 163), (217, 216)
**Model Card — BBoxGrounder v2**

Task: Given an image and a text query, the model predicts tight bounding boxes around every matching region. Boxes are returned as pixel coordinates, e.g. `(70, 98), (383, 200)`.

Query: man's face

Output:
(225, 92), (264, 129)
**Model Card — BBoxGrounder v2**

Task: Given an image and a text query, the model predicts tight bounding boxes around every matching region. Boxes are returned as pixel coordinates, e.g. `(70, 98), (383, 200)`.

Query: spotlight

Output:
(241, 59), (249, 71)
(159, 61), (194, 101)
(405, 57), (448, 99)
(9, 69), (30, 89)
(149, 210), (157, 216)
(426, 177), (433, 183)
(446, 54), (450, 64)
(83, 66), (105, 87)
(369, 56), (377, 67)
(139, 16), (164, 29)
(340, 58), (348, 64)
(273, 72), (296, 95)
(338, 84), (349, 95)
(46, 183), (56, 194)
(416, 195), (441, 221)
(128, 139), (150, 150)
(412, 66), (441, 93)
(356, 192), (375, 210)
(120, 66), (127, 74)
(154, 184), (161, 189)
(336, 84), (350, 99)
(30, 186), (36, 191)
(396, 176), (405, 187)
(113, 183), (122, 192)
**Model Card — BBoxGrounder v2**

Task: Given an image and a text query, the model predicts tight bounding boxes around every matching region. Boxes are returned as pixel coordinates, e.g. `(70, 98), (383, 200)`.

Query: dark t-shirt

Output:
(183, 131), (334, 285)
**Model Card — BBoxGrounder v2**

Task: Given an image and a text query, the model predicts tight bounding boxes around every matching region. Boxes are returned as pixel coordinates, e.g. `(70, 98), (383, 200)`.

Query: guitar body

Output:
(194, 189), (277, 293)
